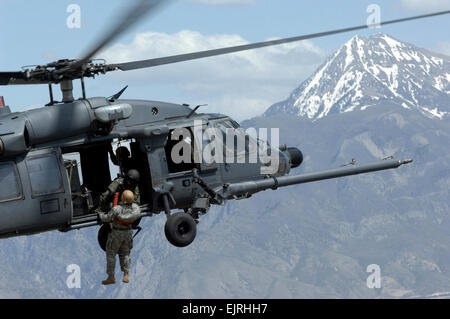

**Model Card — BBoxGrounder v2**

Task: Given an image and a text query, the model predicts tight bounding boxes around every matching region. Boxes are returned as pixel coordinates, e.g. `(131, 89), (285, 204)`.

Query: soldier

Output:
(99, 169), (141, 211)
(108, 144), (135, 175)
(98, 190), (141, 285)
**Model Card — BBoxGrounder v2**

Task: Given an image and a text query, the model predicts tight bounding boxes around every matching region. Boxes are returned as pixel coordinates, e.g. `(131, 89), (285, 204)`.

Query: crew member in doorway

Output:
(98, 190), (141, 285)
(99, 169), (141, 212)
(108, 144), (135, 175)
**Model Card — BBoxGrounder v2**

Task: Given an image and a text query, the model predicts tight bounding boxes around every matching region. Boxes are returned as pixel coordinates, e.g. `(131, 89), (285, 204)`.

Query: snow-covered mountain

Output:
(265, 34), (450, 120)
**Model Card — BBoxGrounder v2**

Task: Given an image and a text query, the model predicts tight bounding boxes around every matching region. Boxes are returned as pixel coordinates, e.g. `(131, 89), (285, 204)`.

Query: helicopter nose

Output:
(286, 147), (303, 168)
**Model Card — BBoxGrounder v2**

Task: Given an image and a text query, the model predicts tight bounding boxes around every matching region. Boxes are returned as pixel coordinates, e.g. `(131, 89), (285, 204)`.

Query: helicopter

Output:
(1, 0), (445, 248)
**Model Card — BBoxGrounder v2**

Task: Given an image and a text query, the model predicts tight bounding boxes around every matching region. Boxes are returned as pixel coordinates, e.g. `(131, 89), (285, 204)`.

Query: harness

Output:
(114, 218), (133, 226)
(109, 193), (142, 237)
(112, 204), (134, 230)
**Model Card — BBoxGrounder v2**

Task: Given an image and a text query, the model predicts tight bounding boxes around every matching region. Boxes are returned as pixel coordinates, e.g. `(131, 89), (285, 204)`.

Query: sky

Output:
(0, 0), (449, 121)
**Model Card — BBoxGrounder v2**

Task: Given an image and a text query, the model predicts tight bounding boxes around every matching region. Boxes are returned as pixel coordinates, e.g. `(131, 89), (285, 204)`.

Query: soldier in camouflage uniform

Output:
(99, 169), (141, 212)
(98, 190), (141, 285)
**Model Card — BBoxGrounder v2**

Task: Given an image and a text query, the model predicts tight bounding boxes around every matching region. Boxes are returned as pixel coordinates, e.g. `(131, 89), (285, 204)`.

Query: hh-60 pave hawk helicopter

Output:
(0, 0), (446, 248)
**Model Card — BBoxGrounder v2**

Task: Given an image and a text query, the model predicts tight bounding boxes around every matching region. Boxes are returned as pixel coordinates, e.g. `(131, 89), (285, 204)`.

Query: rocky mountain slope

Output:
(265, 34), (450, 120)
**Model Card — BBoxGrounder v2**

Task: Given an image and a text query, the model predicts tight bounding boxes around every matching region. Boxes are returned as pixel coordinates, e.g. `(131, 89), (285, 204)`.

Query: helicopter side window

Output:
(0, 162), (22, 202)
(165, 128), (196, 174)
(26, 155), (64, 197)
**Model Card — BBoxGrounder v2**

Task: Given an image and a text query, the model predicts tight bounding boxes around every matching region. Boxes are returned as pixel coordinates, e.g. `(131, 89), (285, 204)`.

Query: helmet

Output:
(125, 169), (140, 183)
(116, 146), (130, 160)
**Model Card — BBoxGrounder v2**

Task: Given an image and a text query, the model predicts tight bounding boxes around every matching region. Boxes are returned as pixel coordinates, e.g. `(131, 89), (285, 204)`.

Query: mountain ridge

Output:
(264, 33), (450, 120)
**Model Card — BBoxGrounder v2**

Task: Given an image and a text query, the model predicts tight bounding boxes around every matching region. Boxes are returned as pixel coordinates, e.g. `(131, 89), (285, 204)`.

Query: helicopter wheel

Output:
(164, 212), (197, 247)
(97, 224), (111, 252)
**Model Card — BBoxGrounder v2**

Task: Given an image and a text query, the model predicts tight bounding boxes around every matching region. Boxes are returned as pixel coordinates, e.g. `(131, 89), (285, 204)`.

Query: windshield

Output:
(215, 120), (258, 157)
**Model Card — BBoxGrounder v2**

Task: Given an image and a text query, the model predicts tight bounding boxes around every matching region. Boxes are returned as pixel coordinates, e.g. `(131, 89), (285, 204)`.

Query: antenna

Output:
(108, 85), (129, 101)
(187, 104), (208, 118)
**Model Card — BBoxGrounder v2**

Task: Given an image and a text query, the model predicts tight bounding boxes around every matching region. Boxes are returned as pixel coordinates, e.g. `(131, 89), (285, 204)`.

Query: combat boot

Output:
(123, 273), (129, 283)
(102, 275), (117, 285)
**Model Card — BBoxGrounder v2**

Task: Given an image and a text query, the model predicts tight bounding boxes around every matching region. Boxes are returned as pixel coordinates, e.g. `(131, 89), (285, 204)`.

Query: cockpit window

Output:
(27, 155), (63, 197)
(0, 162), (22, 202)
(215, 120), (256, 156)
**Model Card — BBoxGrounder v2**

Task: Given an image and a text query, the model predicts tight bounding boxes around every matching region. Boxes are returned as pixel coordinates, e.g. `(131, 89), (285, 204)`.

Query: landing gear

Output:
(164, 212), (197, 247)
(160, 193), (199, 247)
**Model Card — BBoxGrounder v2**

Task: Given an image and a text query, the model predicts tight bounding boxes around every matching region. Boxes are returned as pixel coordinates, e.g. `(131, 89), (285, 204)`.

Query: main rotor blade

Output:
(0, 72), (25, 85)
(0, 72), (48, 85)
(114, 10), (450, 71)
(73, 0), (168, 69)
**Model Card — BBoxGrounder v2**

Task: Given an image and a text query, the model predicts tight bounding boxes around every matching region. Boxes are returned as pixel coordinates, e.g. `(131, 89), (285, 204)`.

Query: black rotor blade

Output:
(0, 71), (53, 85)
(72, 0), (168, 69)
(113, 10), (450, 71)
(0, 72), (25, 85)
(0, 72), (48, 85)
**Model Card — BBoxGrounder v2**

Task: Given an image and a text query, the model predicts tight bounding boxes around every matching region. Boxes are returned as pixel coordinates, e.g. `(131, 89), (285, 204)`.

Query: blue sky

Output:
(1, 0), (449, 120)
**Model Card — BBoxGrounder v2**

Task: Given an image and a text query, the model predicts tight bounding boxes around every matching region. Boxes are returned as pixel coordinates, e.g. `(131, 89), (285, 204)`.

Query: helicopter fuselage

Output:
(0, 97), (293, 239)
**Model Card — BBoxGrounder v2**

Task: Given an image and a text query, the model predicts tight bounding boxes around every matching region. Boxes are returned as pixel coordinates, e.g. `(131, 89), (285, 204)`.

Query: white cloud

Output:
(400, 0), (450, 12)
(100, 30), (326, 121)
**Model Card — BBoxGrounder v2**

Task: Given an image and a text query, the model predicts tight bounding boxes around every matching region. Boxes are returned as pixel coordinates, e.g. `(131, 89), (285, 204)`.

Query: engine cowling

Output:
(286, 147), (303, 168)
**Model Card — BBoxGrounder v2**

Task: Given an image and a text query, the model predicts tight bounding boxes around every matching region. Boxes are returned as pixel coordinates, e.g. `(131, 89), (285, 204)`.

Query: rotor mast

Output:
(47, 78), (84, 105)
(60, 79), (74, 103)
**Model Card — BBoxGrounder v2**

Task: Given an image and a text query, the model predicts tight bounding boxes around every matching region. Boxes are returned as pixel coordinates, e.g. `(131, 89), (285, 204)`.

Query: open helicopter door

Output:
(163, 127), (198, 209)
(0, 148), (72, 238)
(191, 121), (222, 187)
(130, 139), (153, 205)
(163, 121), (225, 209)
